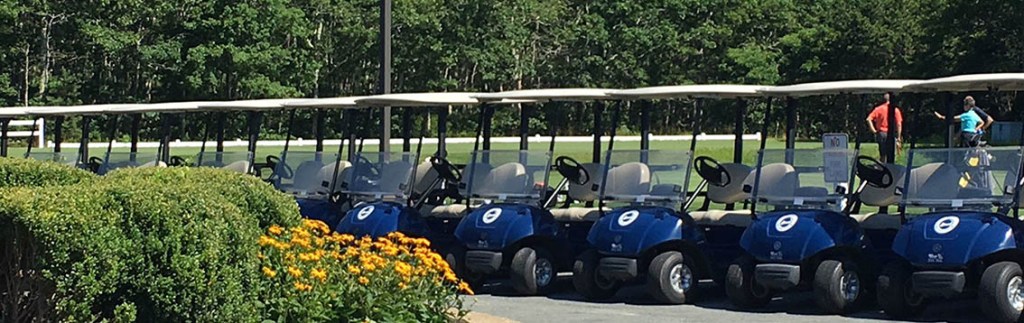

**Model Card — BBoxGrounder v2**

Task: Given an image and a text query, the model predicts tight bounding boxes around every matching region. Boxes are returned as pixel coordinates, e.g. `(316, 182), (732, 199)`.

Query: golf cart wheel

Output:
(646, 251), (696, 304)
(443, 246), (484, 292)
(979, 261), (1024, 323)
(572, 249), (620, 300)
(813, 259), (865, 314)
(877, 261), (925, 319)
(510, 247), (557, 295)
(725, 255), (772, 309)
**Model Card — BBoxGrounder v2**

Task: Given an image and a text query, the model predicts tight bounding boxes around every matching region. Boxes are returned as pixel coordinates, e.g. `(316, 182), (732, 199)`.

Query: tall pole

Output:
(379, 0), (392, 153)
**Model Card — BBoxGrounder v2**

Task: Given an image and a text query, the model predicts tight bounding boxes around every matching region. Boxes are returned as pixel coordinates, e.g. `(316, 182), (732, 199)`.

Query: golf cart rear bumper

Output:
(912, 271), (966, 297)
(465, 251), (502, 274)
(597, 257), (638, 280)
(755, 264), (801, 290)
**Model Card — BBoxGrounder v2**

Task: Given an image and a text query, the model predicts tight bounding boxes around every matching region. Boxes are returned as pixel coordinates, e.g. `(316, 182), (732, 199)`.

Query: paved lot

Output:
(465, 279), (987, 323)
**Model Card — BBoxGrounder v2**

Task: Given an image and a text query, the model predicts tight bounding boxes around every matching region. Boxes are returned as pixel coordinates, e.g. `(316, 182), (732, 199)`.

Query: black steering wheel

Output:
(856, 156), (893, 188)
(353, 155), (380, 176)
(87, 156), (104, 173)
(555, 156), (590, 185)
(429, 155), (462, 183)
(266, 155), (294, 179)
(694, 156), (731, 187)
(169, 156), (188, 167)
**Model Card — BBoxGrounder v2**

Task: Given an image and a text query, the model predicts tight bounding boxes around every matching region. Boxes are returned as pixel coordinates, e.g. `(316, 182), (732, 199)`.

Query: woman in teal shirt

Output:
(934, 102), (984, 147)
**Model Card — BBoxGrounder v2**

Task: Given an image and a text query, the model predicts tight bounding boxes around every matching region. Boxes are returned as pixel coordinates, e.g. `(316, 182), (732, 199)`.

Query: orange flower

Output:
(347, 265), (362, 275)
(262, 266), (277, 278)
(268, 224), (284, 236)
(294, 281), (312, 291)
(310, 268), (328, 282)
(287, 266), (303, 278)
(358, 276), (370, 285)
(458, 282), (474, 295)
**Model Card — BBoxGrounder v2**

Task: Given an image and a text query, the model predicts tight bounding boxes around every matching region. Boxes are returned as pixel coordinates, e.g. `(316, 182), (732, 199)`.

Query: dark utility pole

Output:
(379, 0), (392, 152)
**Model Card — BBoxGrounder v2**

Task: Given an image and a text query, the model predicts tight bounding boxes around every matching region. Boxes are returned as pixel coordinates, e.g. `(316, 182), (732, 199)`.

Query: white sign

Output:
(822, 133), (850, 183)
(356, 206), (375, 220)
(775, 214), (799, 232)
(617, 210), (640, 227)
(482, 208), (502, 224)
(934, 216), (960, 234)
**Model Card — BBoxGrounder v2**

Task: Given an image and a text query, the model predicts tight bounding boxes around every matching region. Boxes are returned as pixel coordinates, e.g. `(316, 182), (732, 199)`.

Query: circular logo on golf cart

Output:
(934, 216), (960, 235)
(482, 208), (502, 224)
(617, 210), (641, 227)
(356, 206), (375, 220)
(775, 214), (799, 232)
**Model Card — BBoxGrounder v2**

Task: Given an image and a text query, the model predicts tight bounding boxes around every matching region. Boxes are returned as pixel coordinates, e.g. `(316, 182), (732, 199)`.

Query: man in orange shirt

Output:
(866, 93), (902, 163)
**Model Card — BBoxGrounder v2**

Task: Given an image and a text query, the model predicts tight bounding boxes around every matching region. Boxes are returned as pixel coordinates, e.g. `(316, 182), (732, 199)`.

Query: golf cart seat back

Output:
(906, 163), (960, 200)
(743, 163), (797, 198)
(292, 160), (326, 191)
(850, 213), (903, 230)
(138, 160), (167, 168)
(859, 164), (907, 207)
(412, 160), (439, 196)
(689, 209), (754, 227)
(567, 163), (604, 202)
(460, 163), (493, 196)
(221, 160), (250, 173)
(603, 162), (652, 198)
(315, 161), (352, 193)
(475, 162), (530, 197)
(378, 160), (415, 194)
(421, 204), (468, 219)
(706, 163), (754, 204)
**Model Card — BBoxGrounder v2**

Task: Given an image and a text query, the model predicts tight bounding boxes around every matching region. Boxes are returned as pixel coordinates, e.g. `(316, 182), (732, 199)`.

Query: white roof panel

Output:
(907, 73), (1024, 92)
(198, 98), (305, 111)
(356, 92), (508, 107)
(30, 104), (127, 116)
(610, 84), (767, 99)
(282, 96), (369, 109)
(0, 107), (41, 117)
(760, 79), (924, 97)
(474, 88), (614, 102)
(105, 101), (224, 114)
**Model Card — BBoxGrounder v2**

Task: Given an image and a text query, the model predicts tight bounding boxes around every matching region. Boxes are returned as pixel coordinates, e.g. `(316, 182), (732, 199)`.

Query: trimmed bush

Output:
(105, 167), (301, 228)
(0, 157), (95, 188)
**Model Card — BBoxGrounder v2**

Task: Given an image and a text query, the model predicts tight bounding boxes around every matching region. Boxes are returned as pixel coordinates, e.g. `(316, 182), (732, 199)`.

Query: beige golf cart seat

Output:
(604, 162), (652, 198)
(378, 160), (415, 194)
(412, 160), (439, 196)
(459, 163), (493, 197)
(850, 164), (906, 230)
(221, 160), (251, 173)
(306, 161), (351, 194)
(291, 160), (326, 192)
(138, 160), (168, 168)
(475, 162), (530, 197)
(551, 163), (607, 222)
(690, 163), (754, 226)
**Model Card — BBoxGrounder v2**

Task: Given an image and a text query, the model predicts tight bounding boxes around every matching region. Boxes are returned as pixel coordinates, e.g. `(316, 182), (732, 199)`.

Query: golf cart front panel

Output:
(335, 151), (423, 238)
(454, 150), (555, 252)
(893, 147), (1024, 268)
(742, 148), (861, 264)
(585, 150), (700, 257)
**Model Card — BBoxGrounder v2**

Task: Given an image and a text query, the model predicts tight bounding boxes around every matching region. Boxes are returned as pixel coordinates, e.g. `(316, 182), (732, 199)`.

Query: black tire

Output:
(813, 259), (865, 314)
(443, 246), (484, 291)
(572, 249), (620, 300)
(725, 255), (772, 309)
(979, 261), (1024, 323)
(877, 261), (925, 319)
(646, 251), (696, 304)
(510, 247), (557, 295)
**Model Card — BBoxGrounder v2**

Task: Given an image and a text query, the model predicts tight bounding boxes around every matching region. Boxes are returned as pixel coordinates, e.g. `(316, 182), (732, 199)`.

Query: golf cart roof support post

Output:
(327, 109), (348, 195)
(345, 109), (356, 162)
(198, 113), (210, 165)
(401, 108), (412, 152)
(734, 99), (747, 164)
(437, 106), (449, 158)
(157, 114), (171, 164)
(472, 104), (487, 155)
(104, 115), (120, 162)
(0, 118), (9, 157)
(24, 118), (39, 156)
(886, 91), (898, 162)
(80, 116), (93, 166)
(690, 99), (704, 152)
(129, 114), (141, 155)
(483, 104), (495, 151)
(315, 109), (326, 153)
(519, 103), (529, 150)
(785, 97), (797, 150)
(215, 112), (226, 153)
(246, 111), (264, 173)
(53, 116), (64, 153)
(592, 101), (604, 164)
(357, 108), (373, 154)
(641, 100), (652, 150)
(944, 93), (955, 148)
(282, 109), (297, 156)
(547, 103), (558, 155)
(598, 101), (624, 212)
(750, 97), (774, 218)
(416, 110), (427, 159)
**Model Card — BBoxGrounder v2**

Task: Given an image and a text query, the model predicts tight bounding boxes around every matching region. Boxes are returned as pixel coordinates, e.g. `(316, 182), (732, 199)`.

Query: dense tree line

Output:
(0, 0), (1022, 143)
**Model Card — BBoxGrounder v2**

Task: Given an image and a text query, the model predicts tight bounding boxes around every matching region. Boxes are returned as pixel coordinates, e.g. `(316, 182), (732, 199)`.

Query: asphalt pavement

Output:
(464, 278), (988, 323)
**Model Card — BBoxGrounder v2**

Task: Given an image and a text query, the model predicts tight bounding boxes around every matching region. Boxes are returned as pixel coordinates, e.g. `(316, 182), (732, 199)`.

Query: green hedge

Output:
(0, 157), (95, 188)
(0, 159), (302, 321)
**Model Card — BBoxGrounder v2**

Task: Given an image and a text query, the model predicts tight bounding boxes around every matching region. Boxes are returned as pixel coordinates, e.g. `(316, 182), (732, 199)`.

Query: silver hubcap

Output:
(670, 263), (693, 294)
(535, 257), (554, 287)
(840, 271), (860, 302)
(1007, 276), (1024, 311)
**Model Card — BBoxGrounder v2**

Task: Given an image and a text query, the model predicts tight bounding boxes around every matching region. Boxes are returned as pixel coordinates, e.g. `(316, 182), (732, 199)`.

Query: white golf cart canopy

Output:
(356, 92), (530, 107)
(760, 79), (923, 97)
(474, 88), (614, 102)
(105, 101), (225, 114)
(0, 107), (48, 118)
(610, 84), (768, 99)
(281, 96), (369, 109)
(198, 98), (307, 112)
(906, 73), (1024, 92)
(28, 104), (127, 116)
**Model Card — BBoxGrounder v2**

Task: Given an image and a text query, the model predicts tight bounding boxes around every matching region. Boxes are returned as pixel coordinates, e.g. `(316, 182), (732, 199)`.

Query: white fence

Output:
(54, 133), (763, 149)
(5, 118), (45, 148)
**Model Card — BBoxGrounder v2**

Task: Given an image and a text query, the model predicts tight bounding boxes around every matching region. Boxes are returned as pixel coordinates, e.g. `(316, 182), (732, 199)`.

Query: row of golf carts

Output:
(2, 73), (1024, 321)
